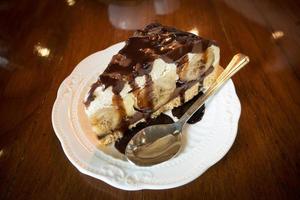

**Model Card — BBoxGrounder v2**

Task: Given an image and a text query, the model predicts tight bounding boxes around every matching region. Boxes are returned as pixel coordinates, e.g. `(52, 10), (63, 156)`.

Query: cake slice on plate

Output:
(84, 23), (221, 145)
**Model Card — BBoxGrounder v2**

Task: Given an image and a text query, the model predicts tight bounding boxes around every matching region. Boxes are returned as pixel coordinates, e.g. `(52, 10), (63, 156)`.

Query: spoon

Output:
(125, 53), (250, 166)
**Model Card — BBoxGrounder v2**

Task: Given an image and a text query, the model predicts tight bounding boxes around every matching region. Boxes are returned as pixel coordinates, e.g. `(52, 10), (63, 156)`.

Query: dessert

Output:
(84, 23), (221, 145)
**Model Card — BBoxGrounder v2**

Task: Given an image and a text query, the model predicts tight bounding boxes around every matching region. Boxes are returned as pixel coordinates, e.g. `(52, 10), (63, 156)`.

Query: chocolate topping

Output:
(115, 113), (174, 154)
(115, 92), (206, 154)
(84, 23), (216, 131)
(172, 91), (205, 124)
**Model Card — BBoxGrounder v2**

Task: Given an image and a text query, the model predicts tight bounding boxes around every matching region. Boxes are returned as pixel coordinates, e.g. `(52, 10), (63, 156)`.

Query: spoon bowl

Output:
(126, 123), (182, 166)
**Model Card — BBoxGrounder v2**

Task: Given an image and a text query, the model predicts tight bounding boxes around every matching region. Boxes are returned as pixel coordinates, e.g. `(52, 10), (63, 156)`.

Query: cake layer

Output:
(84, 23), (220, 144)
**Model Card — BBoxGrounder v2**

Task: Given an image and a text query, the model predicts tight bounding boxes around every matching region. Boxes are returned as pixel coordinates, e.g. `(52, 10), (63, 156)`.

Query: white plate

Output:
(52, 42), (241, 191)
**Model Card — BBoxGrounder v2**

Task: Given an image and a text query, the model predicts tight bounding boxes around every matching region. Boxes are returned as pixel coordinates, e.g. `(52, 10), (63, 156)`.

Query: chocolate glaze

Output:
(115, 92), (206, 154)
(85, 23), (216, 132)
(178, 82), (187, 104)
(172, 91), (205, 124)
(112, 94), (128, 130)
(84, 79), (100, 107)
(134, 74), (154, 120)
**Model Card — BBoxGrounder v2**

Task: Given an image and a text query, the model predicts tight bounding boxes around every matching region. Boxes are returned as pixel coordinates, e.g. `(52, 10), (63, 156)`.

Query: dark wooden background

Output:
(0, 0), (300, 199)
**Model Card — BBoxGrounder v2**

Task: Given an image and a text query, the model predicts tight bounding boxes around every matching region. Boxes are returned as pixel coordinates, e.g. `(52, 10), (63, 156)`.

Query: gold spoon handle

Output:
(179, 53), (250, 125)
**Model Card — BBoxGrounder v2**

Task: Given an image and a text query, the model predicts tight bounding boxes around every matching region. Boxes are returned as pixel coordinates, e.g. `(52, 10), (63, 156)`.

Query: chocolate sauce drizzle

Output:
(115, 113), (174, 154)
(115, 92), (206, 154)
(172, 91), (205, 124)
(85, 23), (215, 133)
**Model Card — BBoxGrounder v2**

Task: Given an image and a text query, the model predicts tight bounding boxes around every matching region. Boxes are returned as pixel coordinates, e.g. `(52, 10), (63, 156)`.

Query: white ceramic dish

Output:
(52, 42), (241, 190)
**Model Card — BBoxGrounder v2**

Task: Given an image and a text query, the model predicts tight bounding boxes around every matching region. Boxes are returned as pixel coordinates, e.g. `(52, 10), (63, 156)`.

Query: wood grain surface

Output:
(0, 0), (300, 199)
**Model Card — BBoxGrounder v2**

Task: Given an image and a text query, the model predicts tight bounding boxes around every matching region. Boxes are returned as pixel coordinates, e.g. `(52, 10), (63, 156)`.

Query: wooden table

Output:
(1, 0), (300, 199)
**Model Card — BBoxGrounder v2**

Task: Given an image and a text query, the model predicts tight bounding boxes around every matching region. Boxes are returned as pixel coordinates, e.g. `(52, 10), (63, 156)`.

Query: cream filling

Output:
(85, 45), (220, 135)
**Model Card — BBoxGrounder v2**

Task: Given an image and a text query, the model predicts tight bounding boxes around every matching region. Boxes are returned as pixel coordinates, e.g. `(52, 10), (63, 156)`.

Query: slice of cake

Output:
(84, 23), (220, 144)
